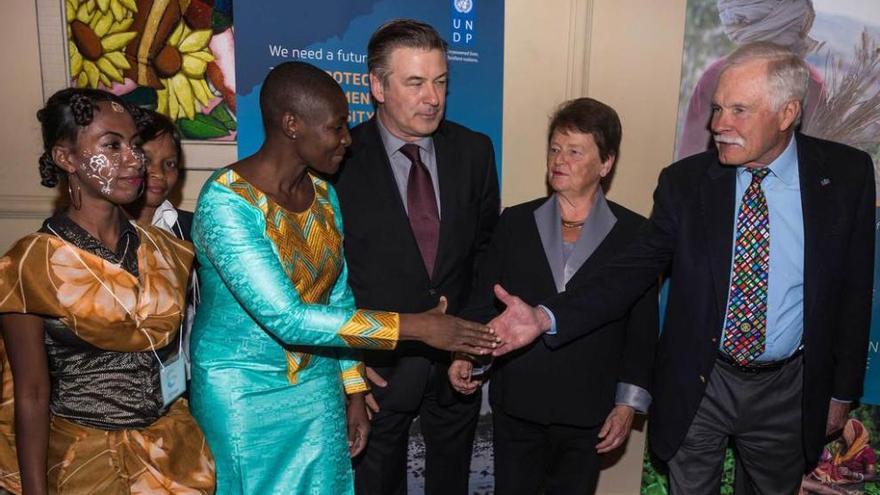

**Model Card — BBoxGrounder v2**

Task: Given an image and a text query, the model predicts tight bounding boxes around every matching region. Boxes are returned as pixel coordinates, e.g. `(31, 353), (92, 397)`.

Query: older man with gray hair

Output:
(678, 0), (825, 160)
(485, 41), (875, 493)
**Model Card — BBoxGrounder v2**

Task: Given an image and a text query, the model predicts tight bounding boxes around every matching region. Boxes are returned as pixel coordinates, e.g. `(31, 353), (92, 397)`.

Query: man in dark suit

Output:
(485, 42), (875, 493)
(333, 19), (500, 495)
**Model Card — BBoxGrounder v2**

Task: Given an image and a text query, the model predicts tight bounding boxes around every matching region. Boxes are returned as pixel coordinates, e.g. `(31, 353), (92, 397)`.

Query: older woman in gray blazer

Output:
(450, 98), (658, 495)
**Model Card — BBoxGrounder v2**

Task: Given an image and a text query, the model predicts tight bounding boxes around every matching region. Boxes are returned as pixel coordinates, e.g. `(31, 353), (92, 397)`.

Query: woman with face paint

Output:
(0, 88), (214, 494)
(189, 62), (499, 494)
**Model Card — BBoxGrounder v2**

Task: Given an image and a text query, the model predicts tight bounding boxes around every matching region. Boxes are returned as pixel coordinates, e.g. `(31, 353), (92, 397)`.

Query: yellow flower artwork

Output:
(155, 21), (215, 121)
(64, 0), (236, 141)
(66, 0), (137, 89)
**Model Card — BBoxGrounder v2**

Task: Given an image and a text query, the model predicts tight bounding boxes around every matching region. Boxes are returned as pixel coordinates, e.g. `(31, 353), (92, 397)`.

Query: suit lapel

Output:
(534, 196), (565, 292)
(701, 157), (737, 319)
(797, 135), (832, 322)
(362, 119), (410, 218)
(362, 120), (432, 279)
(433, 125), (456, 281)
(565, 192), (616, 286)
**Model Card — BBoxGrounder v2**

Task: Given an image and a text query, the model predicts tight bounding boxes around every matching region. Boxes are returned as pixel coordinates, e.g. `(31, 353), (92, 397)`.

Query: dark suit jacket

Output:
(464, 196), (658, 427)
(175, 209), (194, 242)
(542, 134), (875, 463)
(333, 117), (500, 411)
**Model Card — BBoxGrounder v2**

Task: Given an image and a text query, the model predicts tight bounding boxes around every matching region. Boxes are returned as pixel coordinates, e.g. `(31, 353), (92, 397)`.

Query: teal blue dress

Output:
(190, 169), (400, 494)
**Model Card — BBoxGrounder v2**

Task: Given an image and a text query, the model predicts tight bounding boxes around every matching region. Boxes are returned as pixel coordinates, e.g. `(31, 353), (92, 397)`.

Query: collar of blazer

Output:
(534, 191), (617, 293)
(700, 132), (833, 323)
(355, 116), (462, 281)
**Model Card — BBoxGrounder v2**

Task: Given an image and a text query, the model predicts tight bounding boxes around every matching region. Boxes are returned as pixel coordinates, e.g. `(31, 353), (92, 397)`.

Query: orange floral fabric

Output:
(0, 400), (214, 494)
(0, 224), (215, 494)
(0, 225), (192, 351)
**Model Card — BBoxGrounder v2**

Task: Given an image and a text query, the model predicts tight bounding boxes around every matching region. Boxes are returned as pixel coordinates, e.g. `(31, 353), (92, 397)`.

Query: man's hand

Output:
(347, 392), (370, 457)
(363, 367), (386, 419)
(596, 405), (635, 454)
(826, 400), (851, 437)
(448, 358), (481, 395)
(489, 284), (550, 356)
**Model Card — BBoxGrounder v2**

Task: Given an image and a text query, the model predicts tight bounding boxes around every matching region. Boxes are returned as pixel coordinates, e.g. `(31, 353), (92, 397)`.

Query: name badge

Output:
(160, 353), (186, 407)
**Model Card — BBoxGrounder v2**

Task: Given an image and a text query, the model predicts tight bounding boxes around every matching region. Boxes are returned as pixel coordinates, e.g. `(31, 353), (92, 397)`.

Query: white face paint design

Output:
(81, 152), (118, 194)
(110, 101), (125, 113)
(131, 147), (146, 171)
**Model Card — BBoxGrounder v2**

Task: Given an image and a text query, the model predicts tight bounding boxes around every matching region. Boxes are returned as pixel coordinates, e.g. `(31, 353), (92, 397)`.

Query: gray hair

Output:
(722, 41), (810, 117)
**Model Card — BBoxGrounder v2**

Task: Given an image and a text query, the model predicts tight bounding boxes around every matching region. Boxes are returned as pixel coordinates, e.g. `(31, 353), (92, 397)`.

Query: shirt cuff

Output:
(615, 382), (652, 414)
(831, 398), (852, 404)
(538, 305), (557, 335)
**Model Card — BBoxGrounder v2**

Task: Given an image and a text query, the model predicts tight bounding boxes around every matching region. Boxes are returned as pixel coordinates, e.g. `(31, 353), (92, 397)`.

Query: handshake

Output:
(403, 284), (548, 356)
(447, 284), (552, 394)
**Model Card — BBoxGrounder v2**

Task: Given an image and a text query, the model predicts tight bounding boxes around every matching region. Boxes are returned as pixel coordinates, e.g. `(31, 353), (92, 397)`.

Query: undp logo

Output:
(454, 0), (473, 14)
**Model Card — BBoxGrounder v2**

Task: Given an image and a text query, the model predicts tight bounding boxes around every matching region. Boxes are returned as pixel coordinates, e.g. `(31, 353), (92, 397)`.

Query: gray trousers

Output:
(667, 355), (805, 495)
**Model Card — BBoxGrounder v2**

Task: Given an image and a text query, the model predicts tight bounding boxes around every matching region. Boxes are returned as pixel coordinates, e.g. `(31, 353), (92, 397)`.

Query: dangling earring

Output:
(68, 177), (82, 210)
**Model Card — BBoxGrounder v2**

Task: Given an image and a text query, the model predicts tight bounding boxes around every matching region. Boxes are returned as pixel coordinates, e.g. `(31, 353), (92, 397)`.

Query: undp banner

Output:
(861, 209), (880, 404)
(232, 0), (505, 175)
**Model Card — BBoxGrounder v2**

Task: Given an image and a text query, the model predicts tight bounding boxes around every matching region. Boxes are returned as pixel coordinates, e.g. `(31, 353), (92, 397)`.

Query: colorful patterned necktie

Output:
(722, 167), (771, 365)
(400, 143), (439, 277)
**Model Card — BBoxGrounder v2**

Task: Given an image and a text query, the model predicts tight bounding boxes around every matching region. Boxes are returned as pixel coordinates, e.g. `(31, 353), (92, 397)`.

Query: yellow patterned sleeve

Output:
(337, 310), (400, 350)
(340, 361), (369, 394)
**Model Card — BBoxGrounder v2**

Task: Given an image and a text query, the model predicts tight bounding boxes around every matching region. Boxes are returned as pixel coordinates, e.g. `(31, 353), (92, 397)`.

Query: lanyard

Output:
(46, 223), (177, 368)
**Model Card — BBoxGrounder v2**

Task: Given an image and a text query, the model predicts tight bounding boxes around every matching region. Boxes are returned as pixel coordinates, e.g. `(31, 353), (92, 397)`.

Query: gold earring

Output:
(68, 177), (82, 210)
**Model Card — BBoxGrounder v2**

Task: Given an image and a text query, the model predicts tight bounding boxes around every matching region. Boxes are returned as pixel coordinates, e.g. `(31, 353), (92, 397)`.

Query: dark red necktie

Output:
(400, 143), (439, 276)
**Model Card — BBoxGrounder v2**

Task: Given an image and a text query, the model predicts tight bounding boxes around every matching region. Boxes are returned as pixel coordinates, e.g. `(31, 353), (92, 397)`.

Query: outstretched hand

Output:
(400, 297), (500, 354)
(489, 284), (549, 356)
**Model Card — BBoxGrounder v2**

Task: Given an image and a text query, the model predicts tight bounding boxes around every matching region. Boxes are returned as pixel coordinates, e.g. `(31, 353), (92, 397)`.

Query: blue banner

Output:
(860, 208), (880, 404)
(232, 0), (505, 180)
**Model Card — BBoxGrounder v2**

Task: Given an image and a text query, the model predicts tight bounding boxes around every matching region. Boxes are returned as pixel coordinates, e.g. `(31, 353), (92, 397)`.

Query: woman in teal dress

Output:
(190, 62), (498, 494)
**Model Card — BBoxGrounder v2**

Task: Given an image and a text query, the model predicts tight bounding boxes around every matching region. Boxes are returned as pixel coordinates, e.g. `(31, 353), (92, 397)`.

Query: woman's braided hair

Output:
(36, 88), (131, 187)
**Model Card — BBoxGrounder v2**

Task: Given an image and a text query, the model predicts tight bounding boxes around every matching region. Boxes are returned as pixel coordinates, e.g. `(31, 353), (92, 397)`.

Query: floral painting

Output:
(64, 0), (236, 141)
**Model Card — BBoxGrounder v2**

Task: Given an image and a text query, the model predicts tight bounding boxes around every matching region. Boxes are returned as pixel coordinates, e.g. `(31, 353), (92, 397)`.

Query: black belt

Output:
(716, 348), (803, 373)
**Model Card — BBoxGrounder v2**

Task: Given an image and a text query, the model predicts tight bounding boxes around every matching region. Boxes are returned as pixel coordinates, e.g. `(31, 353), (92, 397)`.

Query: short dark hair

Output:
(548, 97), (622, 164)
(259, 61), (345, 132)
(36, 87), (131, 188)
(367, 19), (447, 84)
(134, 108), (183, 165)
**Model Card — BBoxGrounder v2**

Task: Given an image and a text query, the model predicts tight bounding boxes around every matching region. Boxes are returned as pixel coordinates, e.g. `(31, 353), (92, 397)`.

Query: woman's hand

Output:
(346, 392), (370, 457)
(596, 405), (635, 454)
(399, 297), (500, 353)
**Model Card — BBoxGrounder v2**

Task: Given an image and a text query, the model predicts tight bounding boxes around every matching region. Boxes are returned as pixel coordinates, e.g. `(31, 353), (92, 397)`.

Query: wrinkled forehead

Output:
(714, 61), (772, 101)
(387, 47), (448, 75)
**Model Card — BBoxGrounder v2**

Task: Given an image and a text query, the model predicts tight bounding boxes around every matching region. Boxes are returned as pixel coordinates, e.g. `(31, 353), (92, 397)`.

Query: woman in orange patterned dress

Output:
(0, 88), (214, 494)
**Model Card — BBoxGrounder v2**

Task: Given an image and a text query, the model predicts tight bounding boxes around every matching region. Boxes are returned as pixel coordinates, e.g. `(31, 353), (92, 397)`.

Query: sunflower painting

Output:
(64, 0), (236, 141)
